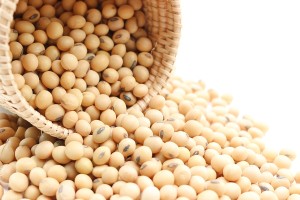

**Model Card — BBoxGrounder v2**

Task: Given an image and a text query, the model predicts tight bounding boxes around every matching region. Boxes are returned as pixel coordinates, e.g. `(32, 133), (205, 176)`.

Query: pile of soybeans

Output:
(1, 0), (300, 199)
(0, 77), (300, 200)
(10, 0), (154, 126)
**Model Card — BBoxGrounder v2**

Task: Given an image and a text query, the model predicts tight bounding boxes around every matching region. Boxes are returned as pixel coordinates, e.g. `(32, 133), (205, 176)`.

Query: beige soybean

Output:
(118, 138), (136, 157)
(102, 68), (119, 84)
(101, 167), (119, 185)
(132, 146), (152, 165)
(141, 186), (160, 200)
(96, 184), (113, 199)
(118, 4), (134, 20)
(51, 60), (65, 75)
(197, 190), (219, 200)
(85, 34), (100, 50)
(27, 42), (45, 55)
(2, 190), (22, 200)
(94, 24), (109, 37)
(68, 88), (83, 105)
(22, 53), (38, 71)
(15, 20), (35, 34)
(57, 36), (74, 51)
(47, 165), (67, 183)
(85, 105), (101, 121)
(82, 22), (95, 35)
(121, 114), (139, 133)
(120, 76), (136, 92)
(67, 15), (86, 29)
(16, 157), (36, 175)
(108, 17), (124, 31)
(18, 33), (34, 46)
(109, 152), (125, 169)
(153, 170), (175, 189)
(134, 127), (153, 144)
(95, 94), (111, 111)
(45, 104), (65, 121)
(35, 90), (53, 110)
(41, 71), (59, 89)
(44, 46), (60, 61)
(93, 125), (111, 144)
(62, 111), (78, 129)
(75, 157), (93, 174)
(102, 3), (117, 18)
(81, 92), (96, 107)
(161, 141), (179, 159)
(56, 184), (76, 200)
(112, 44), (126, 57)
(84, 70), (100, 86)
(97, 81), (112, 96)
(111, 127), (128, 143)
(13, 74), (25, 90)
(75, 120), (91, 137)
(61, 53), (78, 71)
(119, 165), (138, 182)
(9, 172), (29, 192)
(133, 84), (149, 98)
(133, 65), (149, 83)
(15, 146), (31, 160)
(39, 177), (60, 197)
(119, 182), (140, 199)
(10, 41), (23, 59)
(223, 163), (242, 182)
(69, 29), (86, 43)
(75, 174), (93, 189)
(136, 37), (153, 52)
(86, 8), (102, 24)
(112, 29), (130, 44)
(138, 52), (154, 68)
(61, 93), (80, 111)
(10, 29), (18, 42)
(23, 72), (39, 89)
(91, 54), (109, 72)
(65, 141), (84, 160)
(93, 146), (111, 165)
(125, 38), (137, 52)
(112, 99), (127, 115)
(70, 43), (88, 60)
(24, 185), (40, 200)
(46, 21), (63, 40)
(34, 141), (54, 160)
(144, 136), (163, 154)
(74, 78), (87, 92)
(22, 7), (40, 22)
(52, 146), (71, 164)
(123, 52), (137, 69)
(11, 60), (24, 74)
(52, 87), (67, 104)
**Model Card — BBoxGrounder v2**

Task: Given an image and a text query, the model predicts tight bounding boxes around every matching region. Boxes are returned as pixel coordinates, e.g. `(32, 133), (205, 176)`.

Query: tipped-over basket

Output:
(0, 0), (181, 139)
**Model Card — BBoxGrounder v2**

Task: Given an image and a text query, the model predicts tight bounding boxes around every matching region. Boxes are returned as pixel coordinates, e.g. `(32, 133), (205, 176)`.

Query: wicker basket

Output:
(0, 0), (181, 139)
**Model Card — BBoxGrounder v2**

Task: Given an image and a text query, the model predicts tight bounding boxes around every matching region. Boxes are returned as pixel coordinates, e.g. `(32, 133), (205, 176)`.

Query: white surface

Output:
(175, 0), (300, 171)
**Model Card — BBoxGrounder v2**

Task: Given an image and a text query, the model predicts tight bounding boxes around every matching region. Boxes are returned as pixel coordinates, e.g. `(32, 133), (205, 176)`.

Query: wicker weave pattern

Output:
(0, 0), (181, 139)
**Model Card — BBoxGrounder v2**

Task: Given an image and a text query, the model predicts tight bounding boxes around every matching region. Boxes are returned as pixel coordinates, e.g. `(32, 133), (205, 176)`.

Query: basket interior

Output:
(0, 0), (181, 138)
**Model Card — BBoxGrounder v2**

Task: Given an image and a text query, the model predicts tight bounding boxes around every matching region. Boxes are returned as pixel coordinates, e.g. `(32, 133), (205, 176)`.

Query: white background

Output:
(175, 0), (300, 171)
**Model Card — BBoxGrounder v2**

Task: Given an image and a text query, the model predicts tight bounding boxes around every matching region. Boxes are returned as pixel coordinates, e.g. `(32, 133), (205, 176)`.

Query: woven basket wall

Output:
(0, 0), (181, 139)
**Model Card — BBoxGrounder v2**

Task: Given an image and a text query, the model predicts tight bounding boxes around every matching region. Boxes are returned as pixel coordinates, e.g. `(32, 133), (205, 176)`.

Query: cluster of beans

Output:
(10, 0), (154, 126)
(1, 77), (300, 200)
